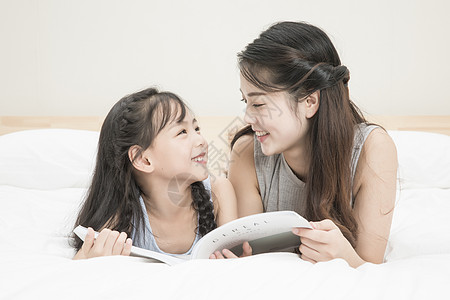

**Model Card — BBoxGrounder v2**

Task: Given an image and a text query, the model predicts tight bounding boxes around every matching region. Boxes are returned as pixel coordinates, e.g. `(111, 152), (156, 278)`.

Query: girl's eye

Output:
(240, 98), (247, 104)
(195, 126), (201, 132)
(177, 129), (187, 136)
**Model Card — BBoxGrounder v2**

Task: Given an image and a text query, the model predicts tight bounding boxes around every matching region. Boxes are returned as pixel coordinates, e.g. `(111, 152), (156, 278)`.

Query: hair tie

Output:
(331, 65), (350, 86)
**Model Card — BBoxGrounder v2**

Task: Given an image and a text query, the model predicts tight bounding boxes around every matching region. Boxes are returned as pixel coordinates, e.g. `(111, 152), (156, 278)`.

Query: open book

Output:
(73, 210), (312, 266)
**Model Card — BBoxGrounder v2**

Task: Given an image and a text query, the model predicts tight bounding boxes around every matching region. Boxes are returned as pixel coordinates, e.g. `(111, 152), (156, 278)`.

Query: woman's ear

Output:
(128, 145), (154, 173)
(304, 90), (320, 119)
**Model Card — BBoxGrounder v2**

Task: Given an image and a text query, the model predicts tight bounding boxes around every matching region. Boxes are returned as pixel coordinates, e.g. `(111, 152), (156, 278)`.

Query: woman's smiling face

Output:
(240, 73), (310, 156)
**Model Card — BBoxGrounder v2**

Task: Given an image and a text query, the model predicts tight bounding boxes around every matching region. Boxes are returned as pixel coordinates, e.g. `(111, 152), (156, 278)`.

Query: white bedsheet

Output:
(2, 246), (449, 299)
(1, 129), (450, 299)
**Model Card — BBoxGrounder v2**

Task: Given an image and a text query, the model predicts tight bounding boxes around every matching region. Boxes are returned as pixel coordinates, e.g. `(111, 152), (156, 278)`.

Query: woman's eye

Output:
(177, 129), (187, 136)
(241, 98), (263, 107)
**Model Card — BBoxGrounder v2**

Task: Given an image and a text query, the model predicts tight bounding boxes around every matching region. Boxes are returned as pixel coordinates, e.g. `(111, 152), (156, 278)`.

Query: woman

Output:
(227, 21), (397, 268)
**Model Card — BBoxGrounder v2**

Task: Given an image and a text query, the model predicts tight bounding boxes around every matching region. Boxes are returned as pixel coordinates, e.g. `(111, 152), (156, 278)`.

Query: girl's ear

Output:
(304, 90), (320, 119)
(128, 145), (154, 173)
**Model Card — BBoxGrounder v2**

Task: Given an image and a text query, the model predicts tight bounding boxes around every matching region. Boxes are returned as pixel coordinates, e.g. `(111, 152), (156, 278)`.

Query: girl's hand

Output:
(209, 242), (252, 259)
(292, 219), (365, 268)
(73, 227), (132, 260)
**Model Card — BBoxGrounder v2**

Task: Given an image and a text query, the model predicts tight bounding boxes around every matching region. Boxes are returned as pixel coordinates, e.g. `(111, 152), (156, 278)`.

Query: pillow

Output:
(1, 129), (448, 190)
(388, 130), (450, 189)
(0, 129), (99, 190)
(384, 188), (450, 261)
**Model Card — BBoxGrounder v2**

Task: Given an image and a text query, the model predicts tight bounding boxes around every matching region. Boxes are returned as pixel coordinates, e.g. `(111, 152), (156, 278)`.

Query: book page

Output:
(191, 211), (311, 259)
(130, 246), (186, 265)
(229, 231), (301, 256)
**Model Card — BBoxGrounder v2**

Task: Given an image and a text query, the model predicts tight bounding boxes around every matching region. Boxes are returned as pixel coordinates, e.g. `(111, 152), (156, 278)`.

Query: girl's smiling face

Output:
(147, 108), (209, 184)
(240, 73), (310, 157)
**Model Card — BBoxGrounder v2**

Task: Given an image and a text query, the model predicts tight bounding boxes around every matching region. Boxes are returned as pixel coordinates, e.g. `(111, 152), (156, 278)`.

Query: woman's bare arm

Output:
(211, 176), (238, 226)
(227, 134), (263, 217)
(352, 128), (398, 263)
(293, 128), (397, 267)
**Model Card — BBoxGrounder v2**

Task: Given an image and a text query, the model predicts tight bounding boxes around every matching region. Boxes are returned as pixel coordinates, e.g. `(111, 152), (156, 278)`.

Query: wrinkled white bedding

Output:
(0, 129), (449, 299)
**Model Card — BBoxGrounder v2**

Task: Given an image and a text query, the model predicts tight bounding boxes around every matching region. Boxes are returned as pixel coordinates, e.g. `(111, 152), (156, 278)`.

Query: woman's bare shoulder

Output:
(353, 127), (398, 194)
(361, 128), (397, 164)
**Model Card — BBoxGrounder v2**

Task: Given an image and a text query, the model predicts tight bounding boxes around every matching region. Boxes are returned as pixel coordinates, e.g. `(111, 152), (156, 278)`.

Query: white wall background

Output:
(1, 0), (449, 117)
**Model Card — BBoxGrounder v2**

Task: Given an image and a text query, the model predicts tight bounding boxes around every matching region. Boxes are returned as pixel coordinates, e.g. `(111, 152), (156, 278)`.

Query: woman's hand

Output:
(73, 227), (132, 260)
(209, 241), (252, 259)
(292, 219), (365, 268)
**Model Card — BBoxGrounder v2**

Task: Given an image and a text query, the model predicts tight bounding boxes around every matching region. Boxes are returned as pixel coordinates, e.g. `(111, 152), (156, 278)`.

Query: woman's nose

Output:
(244, 107), (256, 125)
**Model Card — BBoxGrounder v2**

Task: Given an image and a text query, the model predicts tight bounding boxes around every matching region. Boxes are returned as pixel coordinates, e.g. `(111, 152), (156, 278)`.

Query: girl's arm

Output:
(211, 176), (238, 226)
(293, 128), (397, 267)
(227, 134), (263, 217)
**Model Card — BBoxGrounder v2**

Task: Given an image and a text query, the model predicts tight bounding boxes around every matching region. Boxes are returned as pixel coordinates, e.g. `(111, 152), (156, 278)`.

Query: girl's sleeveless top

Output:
(131, 176), (212, 257)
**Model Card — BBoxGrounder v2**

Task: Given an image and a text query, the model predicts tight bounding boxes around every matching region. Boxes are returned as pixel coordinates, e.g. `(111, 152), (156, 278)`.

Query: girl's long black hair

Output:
(72, 88), (216, 251)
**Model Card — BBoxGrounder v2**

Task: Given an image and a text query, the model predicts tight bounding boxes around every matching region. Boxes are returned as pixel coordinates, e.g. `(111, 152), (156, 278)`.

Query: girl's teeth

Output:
(192, 157), (204, 162)
(255, 131), (269, 137)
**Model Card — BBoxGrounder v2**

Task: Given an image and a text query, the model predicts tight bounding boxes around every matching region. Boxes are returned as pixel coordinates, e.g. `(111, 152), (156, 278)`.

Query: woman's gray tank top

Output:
(254, 123), (378, 215)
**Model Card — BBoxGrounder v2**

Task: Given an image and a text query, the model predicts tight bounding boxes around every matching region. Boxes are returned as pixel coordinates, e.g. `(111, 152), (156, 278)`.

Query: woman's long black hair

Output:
(232, 21), (370, 246)
(72, 88), (216, 251)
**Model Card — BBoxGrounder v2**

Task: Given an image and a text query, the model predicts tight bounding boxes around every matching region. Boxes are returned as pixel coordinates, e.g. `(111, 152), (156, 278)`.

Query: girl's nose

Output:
(195, 131), (207, 148)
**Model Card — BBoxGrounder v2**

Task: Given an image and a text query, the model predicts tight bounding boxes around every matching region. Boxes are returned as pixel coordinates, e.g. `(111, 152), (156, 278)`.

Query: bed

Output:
(1, 115), (449, 299)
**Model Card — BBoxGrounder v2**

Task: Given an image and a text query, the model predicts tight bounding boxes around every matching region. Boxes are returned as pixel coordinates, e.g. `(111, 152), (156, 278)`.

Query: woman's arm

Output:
(352, 128), (397, 263)
(210, 175), (253, 259)
(293, 128), (397, 267)
(228, 134), (263, 217)
(211, 176), (238, 226)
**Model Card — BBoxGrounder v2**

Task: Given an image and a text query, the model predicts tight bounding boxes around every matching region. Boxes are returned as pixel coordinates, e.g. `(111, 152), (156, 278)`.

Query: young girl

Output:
(72, 87), (239, 259)
(224, 21), (398, 267)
